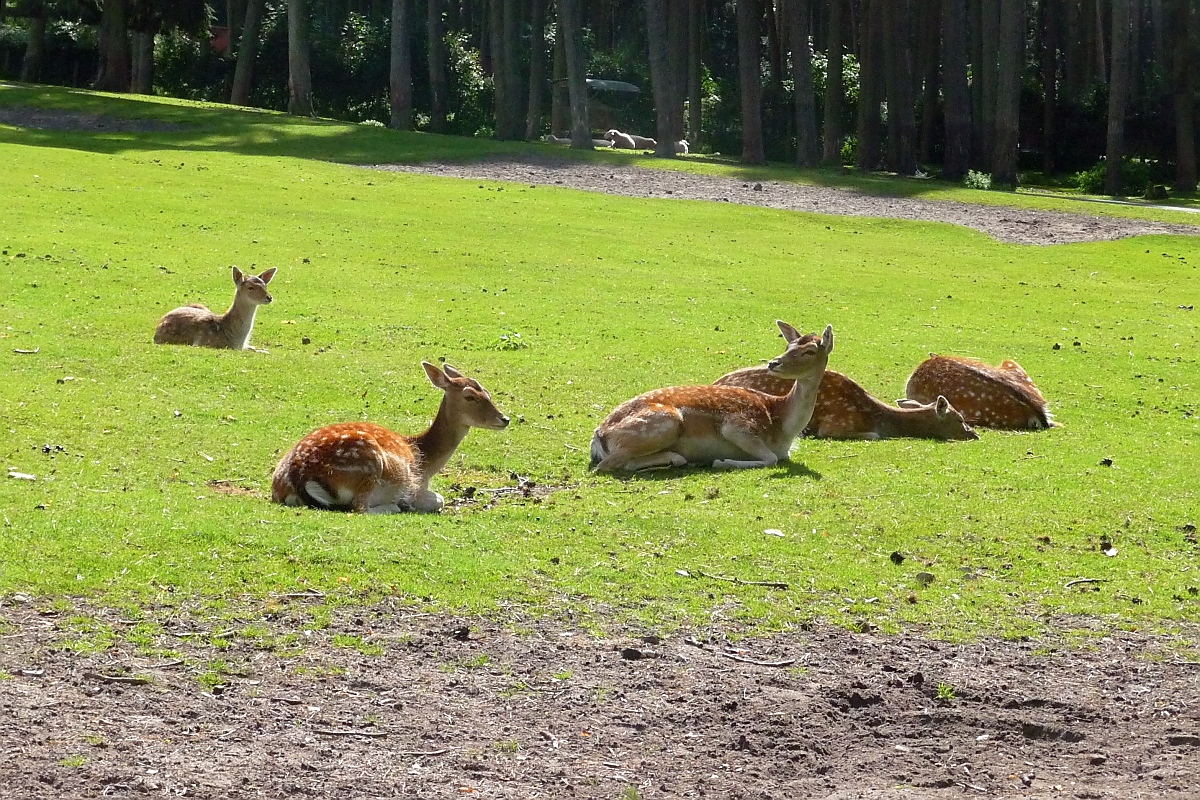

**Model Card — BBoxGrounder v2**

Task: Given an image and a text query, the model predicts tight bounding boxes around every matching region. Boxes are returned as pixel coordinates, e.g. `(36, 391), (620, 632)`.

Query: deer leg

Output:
(409, 489), (445, 513)
(622, 451), (689, 471)
(593, 412), (685, 473)
(714, 426), (780, 470)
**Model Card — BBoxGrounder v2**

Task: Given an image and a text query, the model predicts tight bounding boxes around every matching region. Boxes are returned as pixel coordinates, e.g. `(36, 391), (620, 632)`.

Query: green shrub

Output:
(963, 170), (992, 190)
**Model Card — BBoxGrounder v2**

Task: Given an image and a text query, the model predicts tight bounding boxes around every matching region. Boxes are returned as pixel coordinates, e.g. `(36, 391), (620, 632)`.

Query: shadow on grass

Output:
(598, 459), (822, 482)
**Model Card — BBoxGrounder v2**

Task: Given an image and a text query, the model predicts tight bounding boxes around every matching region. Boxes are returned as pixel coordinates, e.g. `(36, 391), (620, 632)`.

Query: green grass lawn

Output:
(2, 85), (1199, 639)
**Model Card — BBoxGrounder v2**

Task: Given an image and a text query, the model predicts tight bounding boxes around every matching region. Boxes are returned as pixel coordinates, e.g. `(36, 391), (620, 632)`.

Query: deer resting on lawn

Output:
(590, 321), (833, 472)
(714, 368), (978, 441)
(905, 355), (1056, 430)
(272, 362), (510, 513)
(154, 266), (277, 351)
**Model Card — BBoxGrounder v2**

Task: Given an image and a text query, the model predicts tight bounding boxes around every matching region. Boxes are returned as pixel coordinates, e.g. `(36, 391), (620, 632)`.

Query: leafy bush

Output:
(1072, 157), (1157, 195)
(963, 170), (992, 190)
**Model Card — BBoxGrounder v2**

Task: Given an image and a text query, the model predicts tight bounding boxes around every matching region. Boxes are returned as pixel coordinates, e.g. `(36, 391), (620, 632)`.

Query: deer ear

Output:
(259, 267), (277, 283)
(896, 399), (924, 409)
(422, 361), (452, 389)
(821, 324), (834, 353)
(935, 396), (951, 416)
(232, 266), (245, 284)
(442, 363), (465, 379)
(776, 320), (801, 343)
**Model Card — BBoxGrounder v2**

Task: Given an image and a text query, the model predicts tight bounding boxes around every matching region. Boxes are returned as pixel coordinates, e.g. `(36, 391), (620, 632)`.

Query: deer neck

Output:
(410, 400), (470, 486)
(220, 291), (260, 349)
(769, 365), (825, 440)
(875, 406), (942, 439)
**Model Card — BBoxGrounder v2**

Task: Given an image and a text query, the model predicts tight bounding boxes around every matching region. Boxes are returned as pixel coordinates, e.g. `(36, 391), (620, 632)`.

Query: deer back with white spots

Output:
(905, 355), (1055, 430)
(715, 368), (978, 441)
(271, 362), (510, 513)
(589, 321), (833, 472)
(154, 266), (277, 350)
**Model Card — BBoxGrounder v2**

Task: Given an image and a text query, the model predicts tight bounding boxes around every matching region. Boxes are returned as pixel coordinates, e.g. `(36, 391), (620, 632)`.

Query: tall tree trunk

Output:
(821, 0), (843, 164)
(992, 0), (1024, 185)
(688, 0), (703, 145)
(130, 30), (155, 94)
(1095, 0), (1108, 80)
(503, 0), (522, 138)
(647, 0), (677, 155)
(525, 0), (547, 138)
(856, 0), (884, 171)
(882, 0), (917, 174)
(20, 3), (47, 83)
(667, 0), (689, 140)
(764, 0), (785, 93)
(95, 0), (132, 92)
(489, 0), (507, 135)
(389, 0), (413, 128)
(790, 0), (819, 166)
(1104, 0), (1131, 194)
(1171, 0), (1197, 190)
(558, 0), (592, 148)
(737, 0), (765, 164)
(1043, 0), (1058, 173)
(429, 0), (448, 132)
(231, 0), (266, 106)
(942, 0), (971, 179)
(551, 17), (569, 137)
(287, 0), (314, 115)
(917, 0), (941, 164)
(976, 0), (1000, 169)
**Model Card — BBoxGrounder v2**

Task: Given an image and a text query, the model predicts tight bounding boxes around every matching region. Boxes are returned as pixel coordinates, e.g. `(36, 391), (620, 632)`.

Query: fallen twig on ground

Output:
(720, 651), (797, 668)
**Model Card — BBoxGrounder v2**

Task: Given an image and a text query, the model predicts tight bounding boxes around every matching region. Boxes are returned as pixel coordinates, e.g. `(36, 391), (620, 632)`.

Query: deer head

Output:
(233, 266), (276, 305)
(765, 321), (834, 380)
(422, 362), (511, 431)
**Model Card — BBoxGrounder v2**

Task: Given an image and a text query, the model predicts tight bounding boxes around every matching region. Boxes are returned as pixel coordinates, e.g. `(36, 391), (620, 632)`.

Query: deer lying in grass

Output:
(905, 355), (1055, 430)
(271, 362), (510, 513)
(590, 322), (833, 472)
(154, 267), (277, 351)
(714, 367), (977, 441)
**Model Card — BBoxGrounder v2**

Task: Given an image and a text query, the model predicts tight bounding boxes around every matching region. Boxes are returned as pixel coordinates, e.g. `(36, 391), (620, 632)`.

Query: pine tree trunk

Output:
(20, 4), (46, 83)
(992, 0), (1024, 186)
(95, 0), (132, 92)
(1104, 0), (1131, 194)
(231, 0), (266, 106)
(765, 0), (785, 94)
(502, 0), (522, 138)
(389, 0), (413, 129)
(976, 0), (1000, 169)
(790, 0), (819, 166)
(526, 0), (548, 138)
(942, 0), (971, 180)
(856, 0), (884, 171)
(558, 0), (592, 148)
(688, 0), (704, 145)
(737, 0), (765, 164)
(1171, 0), (1197, 190)
(882, 0), (917, 174)
(917, 0), (941, 164)
(551, 18), (569, 137)
(287, 0), (314, 116)
(1043, 0), (1058, 173)
(490, 0), (507, 135)
(428, 0), (448, 132)
(647, 0), (678, 156)
(821, 0), (843, 164)
(667, 0), (689, 140)
(1095, 0), (1109, 79)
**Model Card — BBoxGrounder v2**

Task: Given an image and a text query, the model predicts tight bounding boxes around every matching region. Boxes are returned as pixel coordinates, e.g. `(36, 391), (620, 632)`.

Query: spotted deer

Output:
(905, 355), (1055, 430)
(271, 362), (510, 513)
(589, 322), (833, 472)
(154, 267), (277, 350)
(714, 367), (977, 441)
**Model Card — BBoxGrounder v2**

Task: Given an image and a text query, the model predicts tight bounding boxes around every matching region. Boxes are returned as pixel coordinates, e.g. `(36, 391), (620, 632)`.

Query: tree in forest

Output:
(287, 0), (314, 115)
(789, 0), (819, 167)
(491, 0), (523, 139)
(428, 0), (448, 132)
(18, 0), (48, 83)
(941, 0), (971, 180)
(821, 0), (844, 165)
(881, 0), (916, 174)
(991, 0), (1024, 186)
(1041, 0), (1059, 174)
(389, 0), (413, 128)
(1105, 0), (1132, 195)
(855, 0), (883, 171)
(525, 0), (548, 139)
(231, 0), (267, 106)
(551, 19), (569, 137)
(974, 0), (1000, 170)
(736, 0), (764, 164)
(646, 0), (677, 156)
(1170, 0), (1196, 191)
(95, 0), (132, 91)
(687, 0), (703, 146)
(558, 0), (592, 148)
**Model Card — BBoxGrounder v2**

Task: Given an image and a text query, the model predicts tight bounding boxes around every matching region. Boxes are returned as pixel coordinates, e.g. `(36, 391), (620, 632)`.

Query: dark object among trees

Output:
(287, 0), (314, 116)
(389, 0), (413, 129)
(1105, 0), (1131, 195)
(737, 0), (764, 164)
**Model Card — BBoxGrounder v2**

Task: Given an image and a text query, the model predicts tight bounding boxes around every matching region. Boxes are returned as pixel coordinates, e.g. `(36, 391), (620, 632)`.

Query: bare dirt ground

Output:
(4, 597), (1200, 799)
(371, 156), (1200, 246)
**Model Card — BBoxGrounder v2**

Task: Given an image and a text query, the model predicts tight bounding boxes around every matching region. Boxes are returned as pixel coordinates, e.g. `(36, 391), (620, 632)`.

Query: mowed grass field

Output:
(2, 85), (1199, 640)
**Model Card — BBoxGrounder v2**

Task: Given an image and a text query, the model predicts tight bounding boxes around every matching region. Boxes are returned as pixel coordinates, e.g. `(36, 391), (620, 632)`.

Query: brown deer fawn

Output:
(154, 266), (277, 350)
(905, 355), (1055, 430)
(271, 362), (510, 513)
(714, 367), (977, 440)
(589, 321), (833, 472)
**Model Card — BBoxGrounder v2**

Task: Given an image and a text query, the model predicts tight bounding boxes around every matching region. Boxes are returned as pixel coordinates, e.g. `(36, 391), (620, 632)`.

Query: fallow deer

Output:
(905, 355), (1056, 430)
(714, 367), (977, 440)
(271, 362), (510, 513)
(589, 321), (833, 472)
(154, 266), (277, 351)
